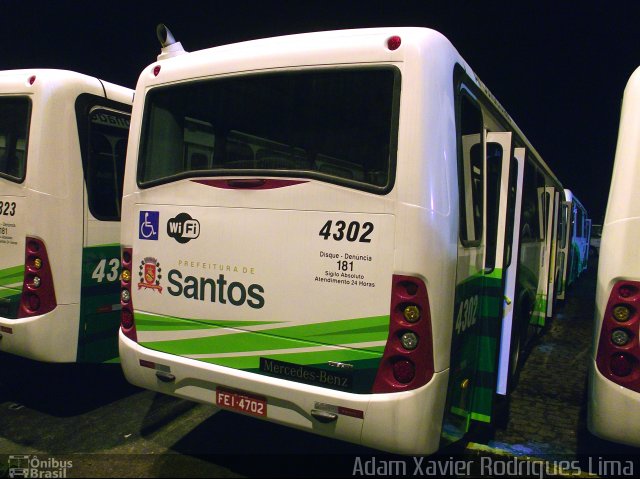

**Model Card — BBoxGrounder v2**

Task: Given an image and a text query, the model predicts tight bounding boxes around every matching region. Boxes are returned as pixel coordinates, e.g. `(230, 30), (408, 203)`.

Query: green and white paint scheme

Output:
(119, 27), (565, 456)
(133, 206), (395, 392)
(0, 69), (132, 363)
(0, 195), (25, 318)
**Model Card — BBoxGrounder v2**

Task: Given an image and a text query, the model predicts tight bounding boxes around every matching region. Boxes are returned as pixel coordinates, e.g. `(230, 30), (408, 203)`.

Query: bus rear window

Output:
(0, 96), (30, 182)
(138, 67), (399, 192)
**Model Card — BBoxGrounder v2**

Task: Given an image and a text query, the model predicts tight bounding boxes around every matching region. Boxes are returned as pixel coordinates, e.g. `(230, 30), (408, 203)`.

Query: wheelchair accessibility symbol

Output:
(139, 211), (159, 240)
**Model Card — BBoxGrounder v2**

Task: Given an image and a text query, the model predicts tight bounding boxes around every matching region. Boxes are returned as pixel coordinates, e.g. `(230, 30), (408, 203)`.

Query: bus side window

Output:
(115, 138), (127, 201)
(0, 97), (30, 181)
(504, 156), (519, 267)
(558, 203), (567, 247)
(457, 92), (484, 247)
(537, 172), (548, 240)
(485, 141), (504, 271)
(521, 161), (540, 241)
(86, 109), (131, 220)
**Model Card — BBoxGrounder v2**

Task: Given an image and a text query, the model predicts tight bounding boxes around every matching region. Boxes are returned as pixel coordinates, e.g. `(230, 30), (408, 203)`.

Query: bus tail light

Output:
(372, 275), (434, 393)
(596, 280), (640, 390)
(18, 237), (56, 318)
(120, 247), (137, 341)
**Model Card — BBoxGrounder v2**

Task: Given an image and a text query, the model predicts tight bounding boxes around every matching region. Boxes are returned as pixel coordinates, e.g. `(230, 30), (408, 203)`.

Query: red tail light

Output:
(596, 280), (640, 390)
(120, 247), (137, 341)
(372, 275), (434, 393)
(18, 237), (56, 318)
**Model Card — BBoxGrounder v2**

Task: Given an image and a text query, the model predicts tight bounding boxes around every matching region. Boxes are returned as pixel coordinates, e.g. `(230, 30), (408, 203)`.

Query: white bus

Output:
(119, 27), (565, 454)
(589, 65), (640, 447)
(0, 69), (132, 363)
(556, 189), (590, 299)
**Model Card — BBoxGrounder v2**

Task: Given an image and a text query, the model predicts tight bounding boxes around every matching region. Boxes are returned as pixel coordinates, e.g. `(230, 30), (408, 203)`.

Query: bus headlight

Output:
(121, 289), (131, 303)
(30, 276), (41, 288)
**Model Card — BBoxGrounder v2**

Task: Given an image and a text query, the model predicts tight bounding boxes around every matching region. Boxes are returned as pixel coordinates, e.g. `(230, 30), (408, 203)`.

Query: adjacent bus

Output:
(558, 189), (591, 299)
(119, 27), (565, 454)
(0, 69), (133, 363)
(589, 65), (640, 446)
(556, 189), (590, 299)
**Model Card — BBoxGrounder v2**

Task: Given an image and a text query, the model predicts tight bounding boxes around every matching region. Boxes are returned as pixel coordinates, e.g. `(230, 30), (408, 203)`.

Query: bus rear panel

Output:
(0, 70), (132, 363)
(120, 27), (563, 454)
(120, 30), (456, 455)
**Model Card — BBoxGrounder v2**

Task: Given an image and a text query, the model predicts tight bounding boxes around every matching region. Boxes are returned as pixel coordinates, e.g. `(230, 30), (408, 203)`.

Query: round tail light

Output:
(611, 353), (633, 377)
(121, 309), (134, 329)
(392, 359), (415, 383)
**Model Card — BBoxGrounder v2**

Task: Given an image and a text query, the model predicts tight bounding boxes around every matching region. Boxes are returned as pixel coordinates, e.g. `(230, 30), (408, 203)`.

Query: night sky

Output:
(2, 1), (639, 222)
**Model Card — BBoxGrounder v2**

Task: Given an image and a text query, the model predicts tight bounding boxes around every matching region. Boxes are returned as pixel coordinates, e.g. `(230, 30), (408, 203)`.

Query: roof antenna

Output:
(156, 24), (187, 61)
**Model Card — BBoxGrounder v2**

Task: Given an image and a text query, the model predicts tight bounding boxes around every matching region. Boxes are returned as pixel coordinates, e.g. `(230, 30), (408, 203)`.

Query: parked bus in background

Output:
(556, 190), (591, 300)
(589, 224), (602, 257)
(119, 26), (565, 454)
(589, 65), (640, 447)
(0, 69), (133, 363)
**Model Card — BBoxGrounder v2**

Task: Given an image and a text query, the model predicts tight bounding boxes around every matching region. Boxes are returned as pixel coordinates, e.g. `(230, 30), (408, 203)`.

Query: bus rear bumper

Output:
(588, 361), (640, 447)
(0, 304), (80, 362)
(119, 330), (449, 455)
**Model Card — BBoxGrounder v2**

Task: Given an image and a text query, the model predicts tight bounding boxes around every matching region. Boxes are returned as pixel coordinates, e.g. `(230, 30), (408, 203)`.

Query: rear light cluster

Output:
(120, 247), (137, 341)
(596, 280), (640, 390)
(18, 237), (56, 318)
(372, 275), (434, 393)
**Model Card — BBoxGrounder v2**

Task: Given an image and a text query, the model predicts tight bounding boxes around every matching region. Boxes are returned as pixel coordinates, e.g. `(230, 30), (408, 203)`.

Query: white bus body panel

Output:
(588, 65), (640, 445)
(0, 69), (132, 362)
(120, 331), (449, 455)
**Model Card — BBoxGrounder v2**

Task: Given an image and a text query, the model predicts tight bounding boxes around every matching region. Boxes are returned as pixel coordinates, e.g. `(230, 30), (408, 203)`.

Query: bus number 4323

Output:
(92, 258), (120, 283)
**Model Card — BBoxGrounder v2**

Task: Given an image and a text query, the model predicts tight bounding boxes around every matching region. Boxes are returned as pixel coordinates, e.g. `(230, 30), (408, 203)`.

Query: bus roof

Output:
(0, 69), (133, 104)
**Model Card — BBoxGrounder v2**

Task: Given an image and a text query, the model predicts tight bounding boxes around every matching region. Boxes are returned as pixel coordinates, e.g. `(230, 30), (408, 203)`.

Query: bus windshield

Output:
(138, 67), (399, 191)
(0, 96), (30, 182)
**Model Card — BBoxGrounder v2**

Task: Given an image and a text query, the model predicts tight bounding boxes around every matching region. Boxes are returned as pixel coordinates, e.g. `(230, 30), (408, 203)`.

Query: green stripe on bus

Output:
(77, 243), (122, 363)
(0, 288), (21, 300)
(0, 265), (24, 286)
(135, 312), (282, 331)
(470, 411), (491, 423)
(138, 313), (390, 356)
(456, 268), (502, 287)
(531, 294), (547, 326)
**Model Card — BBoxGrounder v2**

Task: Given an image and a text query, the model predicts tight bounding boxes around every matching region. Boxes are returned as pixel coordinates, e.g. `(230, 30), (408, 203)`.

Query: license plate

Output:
(216, 387), (267, 417)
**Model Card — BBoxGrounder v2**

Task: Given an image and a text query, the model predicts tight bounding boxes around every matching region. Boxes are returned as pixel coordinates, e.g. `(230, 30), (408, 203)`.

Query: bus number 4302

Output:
(319, 220), (373, 243)
(455, 295), (479, 334)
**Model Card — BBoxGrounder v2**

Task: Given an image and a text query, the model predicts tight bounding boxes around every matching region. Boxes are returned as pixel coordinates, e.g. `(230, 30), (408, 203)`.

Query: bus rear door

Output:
(77, 101), (131, 362)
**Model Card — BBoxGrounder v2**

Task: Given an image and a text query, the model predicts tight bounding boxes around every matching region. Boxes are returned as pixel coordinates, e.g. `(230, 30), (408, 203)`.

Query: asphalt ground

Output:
(1, 256), (639, 477)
